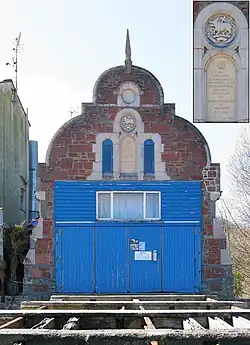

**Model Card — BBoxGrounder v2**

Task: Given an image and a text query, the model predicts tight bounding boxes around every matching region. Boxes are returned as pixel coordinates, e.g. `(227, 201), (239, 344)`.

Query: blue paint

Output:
(102, 139), (113, 176)
(130, 225), (161, 292)
(96, 226), (128, 293)
(162, 225), (201, 293)
(54, 180), (202, 223)
(54, 180), (202, 294)
(29, 141), (39, 220)
(55, 226), (94, 293)
(144, 139), (155, 175)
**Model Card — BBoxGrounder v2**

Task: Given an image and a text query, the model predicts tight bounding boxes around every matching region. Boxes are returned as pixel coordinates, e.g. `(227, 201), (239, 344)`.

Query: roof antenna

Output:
(6, 32), (23, 92)
(125, 29), (132, 73)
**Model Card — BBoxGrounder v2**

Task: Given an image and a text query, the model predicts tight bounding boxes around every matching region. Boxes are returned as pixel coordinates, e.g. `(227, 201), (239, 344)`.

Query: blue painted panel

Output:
(162, 225), (201, 293)
(144, 139), (155, 175)
(54, 180), (202, 224)
(129, 225), (161, 293)
(96, 226), (128, 293)
(29, 141), (39, 220)
(102, 139), (113, 176)
(55, 227), (62, 293)
(56, 226), (94, 293)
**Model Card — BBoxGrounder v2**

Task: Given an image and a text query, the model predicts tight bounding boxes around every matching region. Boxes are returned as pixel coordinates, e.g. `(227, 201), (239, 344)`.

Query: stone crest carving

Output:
(205, 13), (237, 47)
(120, 114), (136, 132)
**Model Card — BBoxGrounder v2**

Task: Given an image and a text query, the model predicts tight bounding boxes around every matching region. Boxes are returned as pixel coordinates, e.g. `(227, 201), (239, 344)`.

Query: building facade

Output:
(0, 80), (30, 225)
(23, 32), (233, 297)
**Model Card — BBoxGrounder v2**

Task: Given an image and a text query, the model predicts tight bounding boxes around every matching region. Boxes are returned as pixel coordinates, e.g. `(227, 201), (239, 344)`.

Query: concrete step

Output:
(21, 299), (247, 310)
(50, 294), (219, 302)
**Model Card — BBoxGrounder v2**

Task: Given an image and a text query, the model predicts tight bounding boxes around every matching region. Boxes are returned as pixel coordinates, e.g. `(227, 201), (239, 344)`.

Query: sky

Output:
(0, 0), (248, 200)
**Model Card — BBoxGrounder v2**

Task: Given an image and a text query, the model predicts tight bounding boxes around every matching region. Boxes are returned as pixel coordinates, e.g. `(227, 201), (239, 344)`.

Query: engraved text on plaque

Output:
(120, 136), (137, 174)
(206, 56), (236, 121)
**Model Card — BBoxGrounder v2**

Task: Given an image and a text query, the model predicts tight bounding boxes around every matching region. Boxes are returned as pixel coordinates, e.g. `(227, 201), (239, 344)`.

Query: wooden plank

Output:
(32, 318), (55, 329)
(206, 297), (218, 302)
(133, 298), (158, 345)
(62, 317), (79, 330)
(0, 305), (47, 331)
(233, 316), (250, 328)
(0, 317), (24, 329)
(208, 317), (233, 329)
(183, 318), (205, 330)
(231, 305), (247, 310)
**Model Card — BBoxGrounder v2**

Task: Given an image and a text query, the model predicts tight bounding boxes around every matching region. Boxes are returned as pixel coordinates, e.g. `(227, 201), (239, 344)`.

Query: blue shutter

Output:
(144, 139), (155, 175)
(102, 139), (113, 176)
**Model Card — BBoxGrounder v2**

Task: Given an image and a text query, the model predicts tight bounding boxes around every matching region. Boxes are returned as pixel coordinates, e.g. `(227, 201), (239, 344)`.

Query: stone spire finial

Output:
(125, 29), (132, 73)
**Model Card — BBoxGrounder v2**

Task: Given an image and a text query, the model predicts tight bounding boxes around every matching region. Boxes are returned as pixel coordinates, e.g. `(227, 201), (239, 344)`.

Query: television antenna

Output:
(69, 106), (80, 119)
(6, 32), (23, 91)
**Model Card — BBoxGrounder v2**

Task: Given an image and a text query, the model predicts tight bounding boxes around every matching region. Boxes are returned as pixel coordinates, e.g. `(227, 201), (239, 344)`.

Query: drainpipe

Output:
(25, 108), (29, 222)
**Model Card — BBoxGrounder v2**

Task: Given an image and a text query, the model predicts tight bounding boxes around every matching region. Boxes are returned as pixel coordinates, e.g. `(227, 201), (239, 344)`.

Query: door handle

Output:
(152, 250), (157, 262)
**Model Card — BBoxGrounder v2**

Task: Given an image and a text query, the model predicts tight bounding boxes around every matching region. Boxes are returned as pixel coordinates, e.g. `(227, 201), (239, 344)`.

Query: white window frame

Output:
(96, 191), (161, 221)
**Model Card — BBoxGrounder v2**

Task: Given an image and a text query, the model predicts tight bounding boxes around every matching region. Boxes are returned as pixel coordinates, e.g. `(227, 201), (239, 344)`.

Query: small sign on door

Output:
(134, 251), (152, 261)
(130, 239), (139, 251)
(139, 242), (145, 251)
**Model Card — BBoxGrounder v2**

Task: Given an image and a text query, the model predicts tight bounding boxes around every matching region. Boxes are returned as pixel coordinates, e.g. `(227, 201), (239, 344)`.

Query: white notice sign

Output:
(139, 242), (145, 251)
(134, 251), (152, 261)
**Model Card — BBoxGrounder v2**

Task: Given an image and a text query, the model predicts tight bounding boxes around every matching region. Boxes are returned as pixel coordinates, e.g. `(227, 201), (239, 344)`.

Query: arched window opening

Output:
(102, 139), (113, 176)
(144, 139), (155, 175)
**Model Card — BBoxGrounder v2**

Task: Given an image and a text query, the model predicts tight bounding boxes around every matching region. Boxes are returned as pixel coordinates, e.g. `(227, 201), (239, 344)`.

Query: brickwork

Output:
(23, 63), (232, 298)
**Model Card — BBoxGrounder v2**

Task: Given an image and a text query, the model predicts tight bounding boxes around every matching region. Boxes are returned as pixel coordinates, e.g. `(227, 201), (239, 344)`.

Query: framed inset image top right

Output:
(193, 1), (249, 123)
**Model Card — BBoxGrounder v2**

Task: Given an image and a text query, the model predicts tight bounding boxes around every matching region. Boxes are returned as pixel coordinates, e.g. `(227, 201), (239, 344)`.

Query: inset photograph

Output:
(193, 1), (249, 123)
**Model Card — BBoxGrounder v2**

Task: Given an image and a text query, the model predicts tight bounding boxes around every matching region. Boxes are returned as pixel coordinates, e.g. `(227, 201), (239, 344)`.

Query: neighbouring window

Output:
(97, 191), (160, 220)
(102, 139), (113, 176)
(144, 139), (155, 175)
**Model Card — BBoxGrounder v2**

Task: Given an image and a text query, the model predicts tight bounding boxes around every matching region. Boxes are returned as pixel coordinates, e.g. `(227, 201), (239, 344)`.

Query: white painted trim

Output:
(163, 221), (200, 224)
(55, 221), (95, 224)
(55, 219), (200, 225)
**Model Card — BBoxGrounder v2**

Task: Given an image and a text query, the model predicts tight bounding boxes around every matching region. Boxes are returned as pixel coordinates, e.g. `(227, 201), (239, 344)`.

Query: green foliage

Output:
(233, 271), (244, 298)
(3, 222), (32, 295)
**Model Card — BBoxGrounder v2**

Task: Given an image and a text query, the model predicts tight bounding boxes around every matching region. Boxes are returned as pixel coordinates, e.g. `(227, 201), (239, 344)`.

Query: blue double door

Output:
(56, 224), (200, 294)
(96, 225), (161, 293)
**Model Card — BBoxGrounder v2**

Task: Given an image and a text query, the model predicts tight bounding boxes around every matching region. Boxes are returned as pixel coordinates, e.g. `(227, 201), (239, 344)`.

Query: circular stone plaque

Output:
(204, 13), (237, 47)
(120, 114), (136, 132)
(122, 89), (136, 104)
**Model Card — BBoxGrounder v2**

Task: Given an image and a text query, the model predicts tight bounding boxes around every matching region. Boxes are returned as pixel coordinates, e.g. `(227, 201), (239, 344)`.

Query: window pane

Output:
(98, 193), (111, 218)
(144, 139), (155, 175)
(113, 193), (143, 220)
(146, 193), (159, 218)
(102, 139), (113, 176)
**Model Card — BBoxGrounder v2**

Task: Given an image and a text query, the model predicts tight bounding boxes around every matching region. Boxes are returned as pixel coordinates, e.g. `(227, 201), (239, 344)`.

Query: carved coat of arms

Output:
(205, 14), (237, 46)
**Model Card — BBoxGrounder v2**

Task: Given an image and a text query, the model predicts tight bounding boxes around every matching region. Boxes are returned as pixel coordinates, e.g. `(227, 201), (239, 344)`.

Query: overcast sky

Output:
(0, 0), (247, 200)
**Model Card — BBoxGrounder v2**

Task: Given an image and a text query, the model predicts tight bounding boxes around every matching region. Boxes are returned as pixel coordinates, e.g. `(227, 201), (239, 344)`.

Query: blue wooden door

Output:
(95, 226), (128, 293)
(129, 225), (161, 292)
(162, 225), (201, 293)
(55, 226), (95, 293)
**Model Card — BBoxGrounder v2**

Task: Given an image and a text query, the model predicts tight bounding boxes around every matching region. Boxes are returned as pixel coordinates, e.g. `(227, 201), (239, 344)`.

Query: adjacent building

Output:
(0, 80), (30, 225)
(23, 32), (233, 298)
